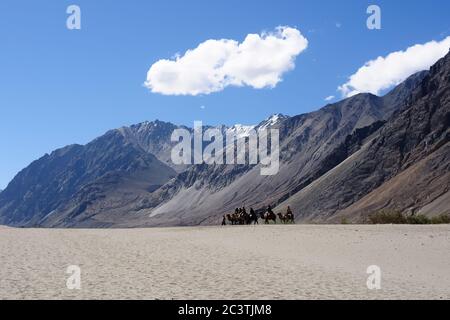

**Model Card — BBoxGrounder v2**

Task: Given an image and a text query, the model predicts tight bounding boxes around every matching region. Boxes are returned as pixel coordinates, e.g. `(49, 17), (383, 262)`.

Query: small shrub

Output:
(430, 214), (450, 224)
(368, 211), (450, 225)
(368, 210), (406, 224)
(406, 214), (431, 225)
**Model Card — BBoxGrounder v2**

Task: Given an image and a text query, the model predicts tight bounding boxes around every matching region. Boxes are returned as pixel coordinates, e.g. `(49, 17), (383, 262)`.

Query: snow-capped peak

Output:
(225, 124), (257, 139)
(218, 114), (289, 138)
(257, 113), (289, 130)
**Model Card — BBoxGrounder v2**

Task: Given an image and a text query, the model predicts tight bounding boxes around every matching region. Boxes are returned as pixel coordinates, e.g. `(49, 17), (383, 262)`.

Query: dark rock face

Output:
(0, 128), (177, 227)
(337, 53), (450, 220)
(276, 52), (450, 222)
(0, 52), (447, 227)
(115, 120), (192, 173)
(127, 71), (430, 227)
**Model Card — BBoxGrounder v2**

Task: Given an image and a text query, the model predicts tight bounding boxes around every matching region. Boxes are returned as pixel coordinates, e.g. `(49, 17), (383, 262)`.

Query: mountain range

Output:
(0, 51), (449, 228)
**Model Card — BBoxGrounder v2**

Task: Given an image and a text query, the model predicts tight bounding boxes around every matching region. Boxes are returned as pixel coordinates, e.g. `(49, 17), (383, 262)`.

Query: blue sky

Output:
(0, 0), (449, 189)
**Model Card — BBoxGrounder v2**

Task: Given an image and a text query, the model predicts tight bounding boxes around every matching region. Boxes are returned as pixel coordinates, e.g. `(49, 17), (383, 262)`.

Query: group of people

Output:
(221, 205), (295, 225)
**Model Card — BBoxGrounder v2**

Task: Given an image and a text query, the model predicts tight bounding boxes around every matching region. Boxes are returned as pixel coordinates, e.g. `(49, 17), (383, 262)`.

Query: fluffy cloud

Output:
(324, 95), (335, 101)
(339, 36), (450, 98)
(145, 27), (308, 95)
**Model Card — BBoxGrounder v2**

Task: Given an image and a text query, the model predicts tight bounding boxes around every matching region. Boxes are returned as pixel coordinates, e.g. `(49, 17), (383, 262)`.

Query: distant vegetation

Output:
(368, 211), (450, 225)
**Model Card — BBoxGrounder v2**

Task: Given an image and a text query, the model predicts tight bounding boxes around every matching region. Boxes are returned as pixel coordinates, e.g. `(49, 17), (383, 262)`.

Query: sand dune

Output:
(0, 225), (449, 300)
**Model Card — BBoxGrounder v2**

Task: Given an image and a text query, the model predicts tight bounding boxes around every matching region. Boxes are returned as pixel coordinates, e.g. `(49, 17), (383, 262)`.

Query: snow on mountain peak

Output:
(225, 124), (257, 138)
(217, 114), (289, 138)
(258, 113), (289, 130)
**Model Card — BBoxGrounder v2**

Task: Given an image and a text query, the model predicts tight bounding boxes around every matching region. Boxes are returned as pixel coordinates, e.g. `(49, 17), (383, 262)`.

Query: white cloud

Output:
(324, 95), (335, 101)
(145, 27), (308, 96)
(338, 36), (450, 98)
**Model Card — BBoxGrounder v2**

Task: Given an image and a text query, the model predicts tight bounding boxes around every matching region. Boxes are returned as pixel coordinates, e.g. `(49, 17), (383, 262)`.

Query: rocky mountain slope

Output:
(0, 129), (177, 226)
(132, 75), (431, 227)
(275, 52), (450, 222)
(0, 51), (448, 227)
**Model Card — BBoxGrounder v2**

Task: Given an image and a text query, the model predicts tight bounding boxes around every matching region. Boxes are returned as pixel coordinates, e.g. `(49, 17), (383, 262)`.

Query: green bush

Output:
(368, 210), (406, 224)
(368, 210), (450, 225)
(430, 214), (450, 224)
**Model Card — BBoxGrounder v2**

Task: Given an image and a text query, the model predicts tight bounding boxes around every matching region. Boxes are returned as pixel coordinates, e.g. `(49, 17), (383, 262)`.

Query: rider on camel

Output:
(287, 206), (293, 218)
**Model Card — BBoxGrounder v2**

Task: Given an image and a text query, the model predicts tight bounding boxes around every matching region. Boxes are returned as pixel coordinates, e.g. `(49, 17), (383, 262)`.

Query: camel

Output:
(225, 206), (292, 225)
(277, 212), (287, 224)
(241, 211), (251, 225)
(286, 212), (295, 224)
(226, 213), (239, 225)
(249, 210), (259, 225)
(277, 212), (295, 224)
(226, 212), (250, 225)
(260, 212), (277, 224)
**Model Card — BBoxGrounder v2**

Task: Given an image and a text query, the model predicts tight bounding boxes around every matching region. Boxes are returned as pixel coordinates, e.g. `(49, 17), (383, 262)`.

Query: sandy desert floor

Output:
(0, 224), (449, 300)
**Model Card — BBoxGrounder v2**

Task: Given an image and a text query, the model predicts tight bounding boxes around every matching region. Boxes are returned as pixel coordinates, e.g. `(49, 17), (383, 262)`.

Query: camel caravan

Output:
(222, 205), (295, 225)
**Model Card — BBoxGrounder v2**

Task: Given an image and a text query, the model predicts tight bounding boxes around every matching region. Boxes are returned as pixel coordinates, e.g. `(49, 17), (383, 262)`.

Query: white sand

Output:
(0, 225), (449, 300)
